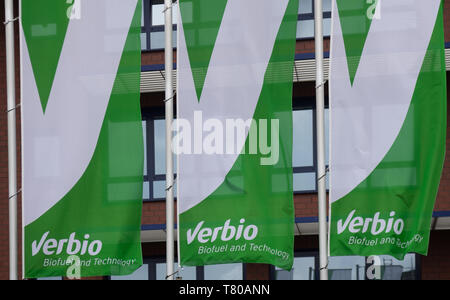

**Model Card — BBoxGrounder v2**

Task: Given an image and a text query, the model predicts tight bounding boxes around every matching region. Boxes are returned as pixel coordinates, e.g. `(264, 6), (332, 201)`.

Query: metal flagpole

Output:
(4, 0), (18, 280)
(164, 0), (175, 280)
(314, 0), (329, 280)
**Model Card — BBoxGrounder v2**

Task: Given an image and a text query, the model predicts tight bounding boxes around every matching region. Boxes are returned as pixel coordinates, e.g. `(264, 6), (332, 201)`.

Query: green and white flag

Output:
(21, 0), (143, 278)
(329, 0), (447, 259)
(176, 0), (298, 270)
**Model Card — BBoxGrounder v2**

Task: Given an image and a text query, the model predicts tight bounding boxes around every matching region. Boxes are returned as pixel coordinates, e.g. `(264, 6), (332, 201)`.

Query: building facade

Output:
(0, 0), (449, 280)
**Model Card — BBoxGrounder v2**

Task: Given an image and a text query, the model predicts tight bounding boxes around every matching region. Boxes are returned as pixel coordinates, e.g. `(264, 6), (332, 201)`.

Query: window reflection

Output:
(111, 264), (149, 280)
(154, 119), (177, 175)
(149, 30), (177, 50)
(293, 110), (313, 167)
(146, 106), (329, 198)
(328, 256), (365, 280)
(274, 256), (316, 280)
(297, 0), (332, 39)
(299, 0), (313, 14)
(143, 0), (332, 50)
(297, 20), (314, 39)
(156, 262), (196, 280)
(376, 254), (417, 280)
(272, 253), (418, 280)
(204, 263), (243, 280)
(36, 276), (62, 280)
(143, 121), (147, 176)
(293, 172), (316, 192)
(323, 0), (332, 13)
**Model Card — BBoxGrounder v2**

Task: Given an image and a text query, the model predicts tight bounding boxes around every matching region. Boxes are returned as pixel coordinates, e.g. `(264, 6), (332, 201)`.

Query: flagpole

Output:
(314, 0), (329, 280)
(4, 0), (18, 280)
(164, 0), (175, 280)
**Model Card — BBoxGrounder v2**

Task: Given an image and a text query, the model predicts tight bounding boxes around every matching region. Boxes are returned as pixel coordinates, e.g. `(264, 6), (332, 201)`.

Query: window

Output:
(328, 255), (366, 280)
(140, 2), (147, 51)
(204, 263), (243, 280)
(110, 257), (243, 280)
(156, 261), (197, 280)
(142, 0), (177, 51)
(375, 254), (418, 280)
(142, 0), (331, 51)
(109, 259), (198, 280)
(293, 98), (330, 193)
(142, 111), (177, 201)
(35, 276), (63, 280)
(272, 253), (318, 280)
(297, 0), (332, 39)
(110, 263), (150, 280)
(142, 99), (330, 200)
(142, 120), (150, 200)
(271, 253), (420, 280)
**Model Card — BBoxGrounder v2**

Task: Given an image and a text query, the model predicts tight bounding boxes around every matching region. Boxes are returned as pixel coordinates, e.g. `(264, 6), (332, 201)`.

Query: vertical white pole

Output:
(314, 0), (328, 280)
(164, 0), (175, 280)
(4, 0), (18, 281)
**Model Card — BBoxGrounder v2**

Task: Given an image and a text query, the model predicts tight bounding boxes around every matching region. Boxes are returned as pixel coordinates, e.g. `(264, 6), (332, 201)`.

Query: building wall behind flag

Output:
(436, 73), (450, 212)
(422, 230), (450, 280)
(0, 0), (22, 280)
(1, 0), (450, 279)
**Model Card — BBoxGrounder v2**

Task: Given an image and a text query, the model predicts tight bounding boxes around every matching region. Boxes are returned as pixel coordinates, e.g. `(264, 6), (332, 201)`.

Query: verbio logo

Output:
(187, 219), (258, 245)
(337, 210), (404, 236)
(32, 232), (102, 256)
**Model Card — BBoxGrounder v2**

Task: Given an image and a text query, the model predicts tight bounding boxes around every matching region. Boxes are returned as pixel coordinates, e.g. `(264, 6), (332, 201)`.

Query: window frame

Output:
(142, 0), (177, 52)
(269, 251), (319, 280)
(269, 251), (421, 280)
(292, 97), (329, 195)
(297, 0), (332, 41)
(142, 98), (329, 201)
(141, 0), (150, 51)
(142, 107), (175, 202)
(142, 0), (332, 52)
(108, 256), (245, 280)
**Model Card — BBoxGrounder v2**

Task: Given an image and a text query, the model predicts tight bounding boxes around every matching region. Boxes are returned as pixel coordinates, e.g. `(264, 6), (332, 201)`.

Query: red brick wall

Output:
(421, 230), (450, 280)
(445, 0), (450, 43)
